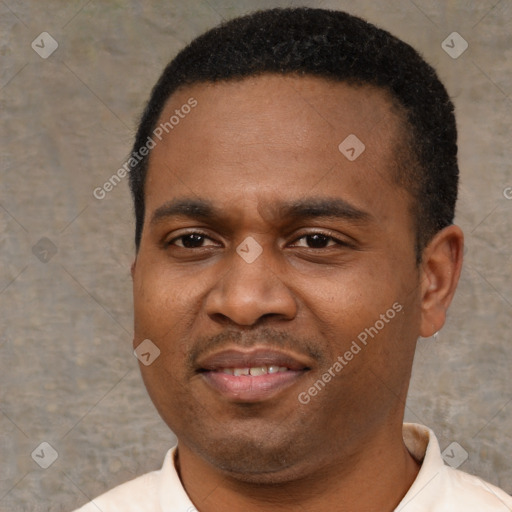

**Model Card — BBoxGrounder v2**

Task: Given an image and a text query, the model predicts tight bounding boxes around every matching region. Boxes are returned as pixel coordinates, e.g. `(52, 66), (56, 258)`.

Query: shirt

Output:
(73, 423), (512, 511)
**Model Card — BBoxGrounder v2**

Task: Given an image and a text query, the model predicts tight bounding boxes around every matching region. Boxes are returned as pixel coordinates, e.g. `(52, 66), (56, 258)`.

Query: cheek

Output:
(133, 264), (194, 338)
(298, 260), (395, 321)
(298, 259), (414, 375)
(133, 269), (192, 399)
(132, 262), (212, 385)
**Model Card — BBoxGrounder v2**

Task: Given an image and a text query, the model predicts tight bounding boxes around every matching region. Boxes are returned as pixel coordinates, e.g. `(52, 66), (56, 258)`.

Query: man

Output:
(75, 7), (512, 512)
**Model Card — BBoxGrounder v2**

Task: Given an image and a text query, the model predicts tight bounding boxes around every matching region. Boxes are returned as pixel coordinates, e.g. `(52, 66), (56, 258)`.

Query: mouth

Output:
(215, 365), (292, 376)
(197, 348), (311, 402)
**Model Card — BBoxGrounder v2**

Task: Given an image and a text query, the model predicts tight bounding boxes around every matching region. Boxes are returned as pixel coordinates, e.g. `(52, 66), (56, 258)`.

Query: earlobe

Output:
(418, 224), (464, 338)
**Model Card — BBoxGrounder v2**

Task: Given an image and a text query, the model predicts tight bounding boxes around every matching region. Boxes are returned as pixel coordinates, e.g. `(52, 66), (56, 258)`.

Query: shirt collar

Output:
(395, 423), (446, 511)
(157, 423), (445, 512)
(158, 445), (195, 511)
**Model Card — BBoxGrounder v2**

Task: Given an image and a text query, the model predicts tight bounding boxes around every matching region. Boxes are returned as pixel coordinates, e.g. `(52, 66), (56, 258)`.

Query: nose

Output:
(204, 245), (297, 326)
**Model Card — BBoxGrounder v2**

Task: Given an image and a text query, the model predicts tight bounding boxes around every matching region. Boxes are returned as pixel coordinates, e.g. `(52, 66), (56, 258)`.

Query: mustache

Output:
(186, 326), (325, 369)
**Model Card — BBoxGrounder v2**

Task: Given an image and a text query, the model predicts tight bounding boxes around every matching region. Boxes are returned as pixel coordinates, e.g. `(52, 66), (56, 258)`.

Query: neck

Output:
(175, 423), (421, 512)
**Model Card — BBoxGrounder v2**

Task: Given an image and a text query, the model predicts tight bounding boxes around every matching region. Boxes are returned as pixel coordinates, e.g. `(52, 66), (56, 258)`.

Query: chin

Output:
(186, 425), (317, 484)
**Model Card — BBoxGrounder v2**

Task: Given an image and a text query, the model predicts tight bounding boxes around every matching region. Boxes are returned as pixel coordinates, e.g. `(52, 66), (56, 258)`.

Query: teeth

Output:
(219, 365), (290, 376)
(249, 367), (267, 376)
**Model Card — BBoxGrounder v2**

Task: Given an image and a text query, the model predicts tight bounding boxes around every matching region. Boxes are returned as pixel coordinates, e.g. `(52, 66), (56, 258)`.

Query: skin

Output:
(131, 74), (464, 512)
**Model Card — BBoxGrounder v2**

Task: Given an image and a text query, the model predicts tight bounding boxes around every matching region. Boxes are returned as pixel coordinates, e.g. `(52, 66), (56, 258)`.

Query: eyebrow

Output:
(278, 198), (372, 223)
(150, 197), (373, 226)
(151, 198), (217, 225)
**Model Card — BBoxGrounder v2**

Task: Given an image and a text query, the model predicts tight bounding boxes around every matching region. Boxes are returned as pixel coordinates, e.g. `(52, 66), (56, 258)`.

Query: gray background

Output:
(0, 0), (511, 510)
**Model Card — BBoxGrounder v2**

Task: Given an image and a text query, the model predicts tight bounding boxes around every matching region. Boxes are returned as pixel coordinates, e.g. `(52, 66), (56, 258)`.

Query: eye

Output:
(167, 232), (218, 249)
(291, 233), (344, 249)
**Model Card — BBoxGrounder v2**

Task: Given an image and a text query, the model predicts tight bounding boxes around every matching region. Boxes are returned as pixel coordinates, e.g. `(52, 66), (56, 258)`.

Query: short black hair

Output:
(129, 7), (459, 261)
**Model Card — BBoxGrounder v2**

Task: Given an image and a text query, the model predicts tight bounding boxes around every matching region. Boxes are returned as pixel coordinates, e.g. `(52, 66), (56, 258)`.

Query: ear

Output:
(419, 224), (464, 338)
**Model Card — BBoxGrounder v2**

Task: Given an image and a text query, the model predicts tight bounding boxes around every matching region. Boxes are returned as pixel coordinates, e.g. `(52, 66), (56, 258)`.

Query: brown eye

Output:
(170, 233), (211, 248)
(293, 233), (339, 249)
(306, 234), (331, 248)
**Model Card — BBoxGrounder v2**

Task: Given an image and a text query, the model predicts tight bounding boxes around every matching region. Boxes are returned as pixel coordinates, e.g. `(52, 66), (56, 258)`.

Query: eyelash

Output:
(166, 230), (349, 249)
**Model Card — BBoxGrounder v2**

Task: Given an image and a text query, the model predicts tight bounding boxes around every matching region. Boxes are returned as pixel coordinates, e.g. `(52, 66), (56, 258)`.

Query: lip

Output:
(197, 348), (311, 402)
(197, 348), (311, 371)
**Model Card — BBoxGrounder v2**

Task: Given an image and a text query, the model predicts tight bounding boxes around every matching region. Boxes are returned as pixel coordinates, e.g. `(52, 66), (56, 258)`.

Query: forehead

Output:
(144, 74), (409, 222)
(156, 74), (405, 150)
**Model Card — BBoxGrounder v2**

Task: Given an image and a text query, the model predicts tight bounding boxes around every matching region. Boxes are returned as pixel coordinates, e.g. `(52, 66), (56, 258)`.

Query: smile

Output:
(197, 348), (311, 402)
(218, 365), (291, 376)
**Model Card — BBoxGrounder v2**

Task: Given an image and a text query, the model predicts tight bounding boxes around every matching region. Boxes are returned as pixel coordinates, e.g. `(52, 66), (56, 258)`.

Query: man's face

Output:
(132, 75), (423, 482)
